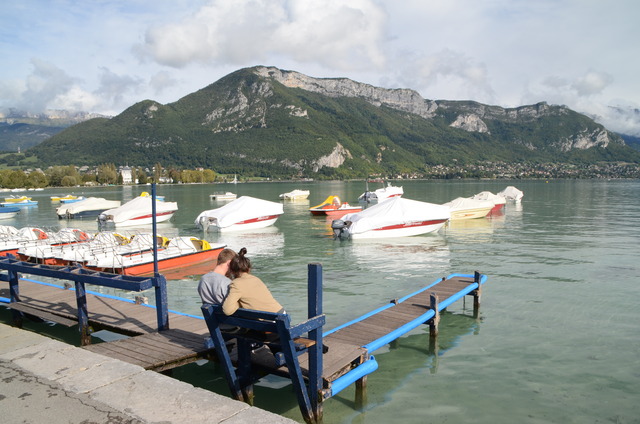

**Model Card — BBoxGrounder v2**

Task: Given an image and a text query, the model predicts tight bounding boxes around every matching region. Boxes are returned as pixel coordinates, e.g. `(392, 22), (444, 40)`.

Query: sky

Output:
(1, 0), (639, 135)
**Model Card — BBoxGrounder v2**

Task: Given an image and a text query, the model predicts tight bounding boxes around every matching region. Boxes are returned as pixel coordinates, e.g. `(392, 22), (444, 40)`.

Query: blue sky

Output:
(1, 0), (638, 135)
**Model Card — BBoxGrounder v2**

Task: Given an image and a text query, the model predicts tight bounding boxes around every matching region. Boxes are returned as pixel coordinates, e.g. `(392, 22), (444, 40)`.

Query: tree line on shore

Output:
(0, 163), (219, 189)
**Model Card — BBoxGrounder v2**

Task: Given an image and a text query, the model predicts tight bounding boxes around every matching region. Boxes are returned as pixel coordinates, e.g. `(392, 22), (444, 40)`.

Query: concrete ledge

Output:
(0, 323), (297, 423)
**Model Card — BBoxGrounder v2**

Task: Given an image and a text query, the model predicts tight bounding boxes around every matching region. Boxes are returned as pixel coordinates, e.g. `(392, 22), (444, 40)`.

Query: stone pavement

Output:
(0, 322), (297, 424)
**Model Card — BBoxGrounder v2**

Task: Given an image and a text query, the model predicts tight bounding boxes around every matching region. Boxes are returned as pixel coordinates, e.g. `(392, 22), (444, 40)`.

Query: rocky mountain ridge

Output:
(27, 66), (640, 177)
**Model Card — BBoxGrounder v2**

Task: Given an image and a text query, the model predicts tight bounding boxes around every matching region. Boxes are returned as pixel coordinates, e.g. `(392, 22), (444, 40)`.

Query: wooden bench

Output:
(201, 303), (325, 423)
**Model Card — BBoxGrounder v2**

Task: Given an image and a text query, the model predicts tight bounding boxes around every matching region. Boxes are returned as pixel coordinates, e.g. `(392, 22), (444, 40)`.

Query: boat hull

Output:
(209, 214), (281, 232)
(310, 207), (362, 218)
(449, 207), (493, 220)
(87, 246), (224, 276)
(351, 219), (448, 239)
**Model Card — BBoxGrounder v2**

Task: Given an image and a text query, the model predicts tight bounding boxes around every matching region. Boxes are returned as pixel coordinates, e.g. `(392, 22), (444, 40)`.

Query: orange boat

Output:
(309, 195), (362, 218)
(84, 237), (225, 276)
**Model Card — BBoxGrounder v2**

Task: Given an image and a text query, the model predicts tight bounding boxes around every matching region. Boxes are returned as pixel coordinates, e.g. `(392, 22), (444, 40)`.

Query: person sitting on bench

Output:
(222, 247), (285, 316)
(197, 248), (237, 305)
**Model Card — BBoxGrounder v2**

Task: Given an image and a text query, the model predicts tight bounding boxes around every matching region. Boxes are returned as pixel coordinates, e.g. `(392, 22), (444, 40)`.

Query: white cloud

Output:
(137, 0), (387, 71)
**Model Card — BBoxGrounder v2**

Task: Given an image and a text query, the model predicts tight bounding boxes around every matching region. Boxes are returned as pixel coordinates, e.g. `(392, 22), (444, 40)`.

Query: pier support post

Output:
(307, 263), (324, 423)
(428, 293), (440, 354)
(473, 271), (482, 319)
(355, 355), (369, 409)
(8, 269), (23, 328)
(74, 281), (91, 346)
(154, 275), (169, 331)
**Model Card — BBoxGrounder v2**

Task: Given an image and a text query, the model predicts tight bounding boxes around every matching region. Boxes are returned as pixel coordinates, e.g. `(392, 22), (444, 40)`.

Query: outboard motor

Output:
(331, 219), (350, 240)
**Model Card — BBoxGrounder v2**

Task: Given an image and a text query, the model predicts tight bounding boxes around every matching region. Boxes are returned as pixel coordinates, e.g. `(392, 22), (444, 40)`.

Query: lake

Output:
(2, 179), (638, 423)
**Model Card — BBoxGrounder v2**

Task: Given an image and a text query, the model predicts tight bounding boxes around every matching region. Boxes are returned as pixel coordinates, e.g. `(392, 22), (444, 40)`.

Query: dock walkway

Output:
(1, 262), (486, 423)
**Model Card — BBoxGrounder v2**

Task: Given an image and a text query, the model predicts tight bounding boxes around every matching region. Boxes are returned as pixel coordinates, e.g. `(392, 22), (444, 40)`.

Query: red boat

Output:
(309, 195), (362, 218)
(84, 237), (226, 276)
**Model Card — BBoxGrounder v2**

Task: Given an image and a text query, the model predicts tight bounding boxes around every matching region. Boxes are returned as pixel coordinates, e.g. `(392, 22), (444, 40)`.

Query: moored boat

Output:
(309, 195), (362, 218)
(332, 197), (450, 239)
(1, 197), (38, 207)
(4, 195), (32, 203)
(210, 192), (237, 201)
(1, 227), (91, 257)
(443, 197), (494, 220)
(498, 186), (524, 203)
(51, 194), (78, 202)
(60, 196), (86, 204)
(195, 196), (284, 232)
(358, 182), (404, 204)
(0, 206), (20, 220)
(57, 197), (122, 219)
(98, 196), (178, 227)
(470, 191), (506, 213)
(84, 236), (225, 276)
(279, 189), (310, 200)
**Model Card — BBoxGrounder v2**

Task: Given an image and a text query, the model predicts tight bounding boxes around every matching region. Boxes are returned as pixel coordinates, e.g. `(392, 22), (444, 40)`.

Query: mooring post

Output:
(355, 354), (369, 409)
(8, 268), (23, 328)
(428, 292), (440, 354)
(154, 274), (169, 331)
(307, 263), (324, 423)
(473, 271), (482, 319)
(74, 281), (91, 346)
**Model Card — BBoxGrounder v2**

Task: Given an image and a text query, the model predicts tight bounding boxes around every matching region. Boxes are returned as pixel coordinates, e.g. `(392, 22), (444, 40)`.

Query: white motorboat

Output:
(210, 192), (237, 201)
(331, 197), (450, 239)
(98, 196), (178, 227)
(498, 186), (524, 203)
(442, 197), (494, 220)
(57, 197), (122, 219)
(195, 196), (284, 232)
(358, 182), (403, 204)
(470, 191), (506, 213)
(279, 189), (310, 200)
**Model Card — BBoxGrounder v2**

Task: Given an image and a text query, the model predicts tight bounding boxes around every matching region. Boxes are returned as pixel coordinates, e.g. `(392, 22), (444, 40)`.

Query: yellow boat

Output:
(50, 194), (77, 202)
(4, 195), (32, 203)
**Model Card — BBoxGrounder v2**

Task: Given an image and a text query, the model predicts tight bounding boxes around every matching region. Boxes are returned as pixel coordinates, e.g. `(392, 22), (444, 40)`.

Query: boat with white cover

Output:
(498, 186), (524, 203)
(195, 196), (284, 232)
(98, 196), (178, 227)
(331, 197), (450, 239)
(442, 197), (494, 220)
(279, 189), (310, 200)
(57, 197), (122, 219)
(470, 191), (506, 213)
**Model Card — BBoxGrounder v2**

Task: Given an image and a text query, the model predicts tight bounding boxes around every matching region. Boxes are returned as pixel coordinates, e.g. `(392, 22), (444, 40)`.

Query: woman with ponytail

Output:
(222, 247), (285, 316)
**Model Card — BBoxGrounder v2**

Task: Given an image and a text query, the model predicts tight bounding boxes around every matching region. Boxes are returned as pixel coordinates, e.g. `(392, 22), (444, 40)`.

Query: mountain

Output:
(29, 66), (640, 178)
(0, 109), (105, 152)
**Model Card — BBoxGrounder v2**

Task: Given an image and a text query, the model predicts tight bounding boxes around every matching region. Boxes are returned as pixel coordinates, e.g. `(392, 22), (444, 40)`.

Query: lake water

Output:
(2, 179), (639, 423)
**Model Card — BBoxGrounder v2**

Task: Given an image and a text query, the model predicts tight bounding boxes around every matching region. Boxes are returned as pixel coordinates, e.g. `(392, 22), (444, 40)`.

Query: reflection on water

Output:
(348, 235), (450, 275)
(203, 226), (285, 258)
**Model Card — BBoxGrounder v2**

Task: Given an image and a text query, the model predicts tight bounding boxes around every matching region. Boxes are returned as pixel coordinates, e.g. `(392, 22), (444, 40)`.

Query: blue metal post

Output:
(152, 183), (159, 276)
(154, 274), (169, 330)
(8, 268), (22, 327)
(74, 281), (91, 345)
(307, 263), (323, 422)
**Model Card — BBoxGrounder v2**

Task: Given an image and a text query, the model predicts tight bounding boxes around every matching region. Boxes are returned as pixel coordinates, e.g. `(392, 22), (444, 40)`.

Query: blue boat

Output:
(0, 206), (20, 219)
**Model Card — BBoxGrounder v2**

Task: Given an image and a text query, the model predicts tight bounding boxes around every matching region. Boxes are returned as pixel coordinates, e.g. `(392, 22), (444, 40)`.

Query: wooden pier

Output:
(0, 258), (486, 424)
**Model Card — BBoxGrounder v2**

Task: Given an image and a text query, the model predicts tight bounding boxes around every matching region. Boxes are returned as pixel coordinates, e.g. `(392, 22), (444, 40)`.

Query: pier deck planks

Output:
(1, 274), (480, 385)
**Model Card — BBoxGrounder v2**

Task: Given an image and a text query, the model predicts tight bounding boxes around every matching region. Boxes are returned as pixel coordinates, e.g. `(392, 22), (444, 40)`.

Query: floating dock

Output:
(0, 258), (486, 423)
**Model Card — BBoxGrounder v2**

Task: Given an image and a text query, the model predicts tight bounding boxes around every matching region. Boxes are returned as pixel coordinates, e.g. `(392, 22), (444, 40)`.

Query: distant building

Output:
(120, 166), (134, 185)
